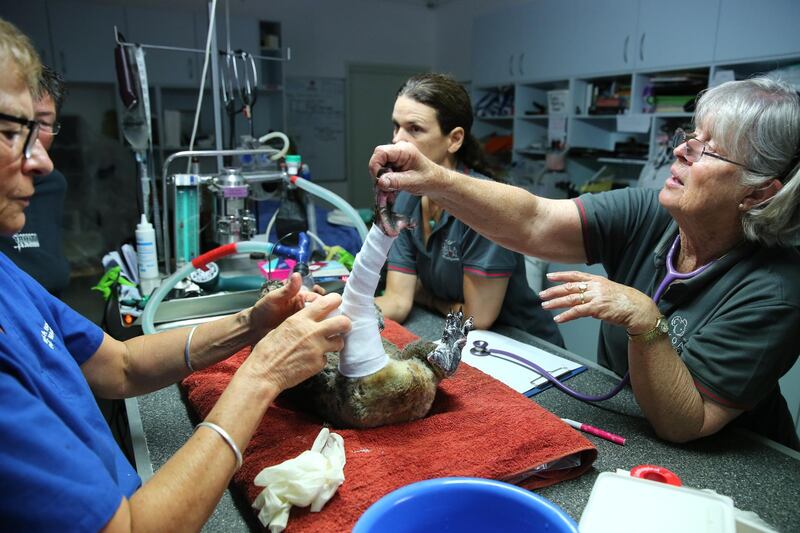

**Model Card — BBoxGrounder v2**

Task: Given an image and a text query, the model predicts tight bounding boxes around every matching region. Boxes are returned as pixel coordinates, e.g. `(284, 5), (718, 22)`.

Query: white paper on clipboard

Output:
(461, 330), (585, 396)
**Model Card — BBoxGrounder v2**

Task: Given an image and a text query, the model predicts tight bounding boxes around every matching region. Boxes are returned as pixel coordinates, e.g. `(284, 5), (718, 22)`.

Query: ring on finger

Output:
(580, 291), (585, 305)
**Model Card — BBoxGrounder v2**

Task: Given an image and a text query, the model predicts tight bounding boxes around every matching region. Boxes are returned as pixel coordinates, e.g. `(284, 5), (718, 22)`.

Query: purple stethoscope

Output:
(470, 234), (715, 402)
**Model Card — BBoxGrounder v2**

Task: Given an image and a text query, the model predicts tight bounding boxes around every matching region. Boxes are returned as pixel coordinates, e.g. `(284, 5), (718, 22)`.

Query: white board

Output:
(286, 77), (345, 182)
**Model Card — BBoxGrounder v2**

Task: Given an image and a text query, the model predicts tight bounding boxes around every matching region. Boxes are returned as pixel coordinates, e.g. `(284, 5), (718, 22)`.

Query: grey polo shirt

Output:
(576, 187), (800, 447)
(387, 190), (563, 347)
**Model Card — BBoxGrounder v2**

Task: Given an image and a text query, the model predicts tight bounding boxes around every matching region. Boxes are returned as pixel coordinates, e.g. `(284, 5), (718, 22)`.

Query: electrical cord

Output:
(186, 0), (219, 171)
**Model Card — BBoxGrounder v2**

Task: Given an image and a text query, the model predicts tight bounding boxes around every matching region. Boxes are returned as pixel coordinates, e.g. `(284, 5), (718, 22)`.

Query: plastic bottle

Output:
(285, 154), (301, 176)
(135, 214), (160, 295)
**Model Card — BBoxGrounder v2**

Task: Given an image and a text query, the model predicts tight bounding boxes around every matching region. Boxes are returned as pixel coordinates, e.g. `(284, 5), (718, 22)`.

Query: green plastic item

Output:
(325, 245), (355, 271)
(92, 266), (136, 301)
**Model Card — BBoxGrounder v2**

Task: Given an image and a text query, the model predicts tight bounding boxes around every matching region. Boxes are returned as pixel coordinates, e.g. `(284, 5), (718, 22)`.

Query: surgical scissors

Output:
(220, 50), (259, 144)
(232, 50), (258, 137)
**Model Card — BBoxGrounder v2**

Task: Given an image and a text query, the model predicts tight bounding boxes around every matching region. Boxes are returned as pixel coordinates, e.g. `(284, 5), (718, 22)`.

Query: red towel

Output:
(182, 319), (597, 531)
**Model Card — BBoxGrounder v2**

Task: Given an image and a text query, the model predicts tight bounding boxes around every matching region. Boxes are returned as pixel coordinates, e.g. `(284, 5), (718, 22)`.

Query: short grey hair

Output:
(694, 76), (800, 247)
(0, 18), (41, 96)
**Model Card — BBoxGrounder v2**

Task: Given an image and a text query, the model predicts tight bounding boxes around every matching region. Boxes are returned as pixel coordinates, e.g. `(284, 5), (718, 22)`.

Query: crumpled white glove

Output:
(252, 428), (346, 532)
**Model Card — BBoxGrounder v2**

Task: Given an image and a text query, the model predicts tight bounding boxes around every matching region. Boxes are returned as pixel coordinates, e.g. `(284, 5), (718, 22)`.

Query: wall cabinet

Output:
(471, 4), (533, 86)
(635, 0), (719, 70)
(544, 0), (639, 78)
(2, 0), (54, 68)
(473, 0), (725, 82)
(125, 7), (202, 88)
(47, 0), (127, 83)
(715, 0), (800, 62)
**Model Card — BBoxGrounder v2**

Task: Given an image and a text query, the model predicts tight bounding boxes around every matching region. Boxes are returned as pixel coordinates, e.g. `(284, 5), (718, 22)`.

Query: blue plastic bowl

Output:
(353, 477), (578, 533)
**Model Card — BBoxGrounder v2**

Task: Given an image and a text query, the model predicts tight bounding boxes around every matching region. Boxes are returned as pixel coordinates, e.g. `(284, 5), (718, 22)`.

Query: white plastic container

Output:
(135, 214), (160, 294)
(579, 472), (735, 533)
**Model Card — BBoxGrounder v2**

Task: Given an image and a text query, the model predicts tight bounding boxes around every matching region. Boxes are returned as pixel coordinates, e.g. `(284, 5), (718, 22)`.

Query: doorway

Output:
(346, 63), (426, 209)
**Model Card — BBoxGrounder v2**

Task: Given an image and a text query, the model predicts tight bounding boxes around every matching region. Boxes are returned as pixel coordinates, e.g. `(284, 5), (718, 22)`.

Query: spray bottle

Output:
(136, 214), (160, 295)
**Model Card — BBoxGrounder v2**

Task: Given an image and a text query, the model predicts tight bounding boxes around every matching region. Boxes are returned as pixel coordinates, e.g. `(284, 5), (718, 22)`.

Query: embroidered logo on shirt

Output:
(670, 315), (689, 354)
(440, 239), (460, 262)
(41, 321), (55, 350)
(12, 232), (40, 251)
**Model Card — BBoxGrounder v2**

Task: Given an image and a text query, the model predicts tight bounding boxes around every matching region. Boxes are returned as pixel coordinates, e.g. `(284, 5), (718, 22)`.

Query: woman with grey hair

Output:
(370, 76), (800, 449)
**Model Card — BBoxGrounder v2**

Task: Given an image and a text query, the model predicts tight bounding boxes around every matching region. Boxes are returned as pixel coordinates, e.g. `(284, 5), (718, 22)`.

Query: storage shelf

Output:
(574, 115), (622, 120)
(596, 157), (648, 166)
(476, 114), (514, 121)
(651, 112), (693, 118)
(515, 148), (548, 156)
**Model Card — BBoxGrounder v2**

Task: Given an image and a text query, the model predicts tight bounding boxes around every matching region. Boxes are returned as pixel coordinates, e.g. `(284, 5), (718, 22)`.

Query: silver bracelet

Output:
(184, 325), (198, 372)
(195, 421), (243, 470)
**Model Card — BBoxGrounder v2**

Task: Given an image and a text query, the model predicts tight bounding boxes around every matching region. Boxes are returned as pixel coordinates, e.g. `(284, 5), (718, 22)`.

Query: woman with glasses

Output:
(0, 18), (351, 531)
(371, 76), (800, 450)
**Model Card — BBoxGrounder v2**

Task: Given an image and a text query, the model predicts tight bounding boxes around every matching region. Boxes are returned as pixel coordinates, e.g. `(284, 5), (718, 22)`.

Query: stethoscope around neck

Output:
(470, 234), (716, 403)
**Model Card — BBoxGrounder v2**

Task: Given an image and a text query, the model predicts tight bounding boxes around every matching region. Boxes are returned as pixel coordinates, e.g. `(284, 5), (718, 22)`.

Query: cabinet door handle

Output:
(508, 54), (514, 77)
(518, 52), (524, 77)
(623, 35), (629, 63)
(639, 33), (645, 62)
(60, 50), (67, 75)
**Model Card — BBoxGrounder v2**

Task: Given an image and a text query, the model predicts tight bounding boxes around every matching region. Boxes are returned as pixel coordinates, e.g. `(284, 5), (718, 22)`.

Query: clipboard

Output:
(461, 330), (586, 397)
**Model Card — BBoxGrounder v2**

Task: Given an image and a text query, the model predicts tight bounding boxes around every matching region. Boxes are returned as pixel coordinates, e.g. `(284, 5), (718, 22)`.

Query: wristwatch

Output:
(628, 315), (669, 344)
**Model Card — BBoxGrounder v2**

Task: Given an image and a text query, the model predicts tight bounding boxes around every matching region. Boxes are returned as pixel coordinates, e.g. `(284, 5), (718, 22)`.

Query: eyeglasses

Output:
(39, 121), (61, 136)
(670, 128), (754, 172)
(0, 111), (40, 159)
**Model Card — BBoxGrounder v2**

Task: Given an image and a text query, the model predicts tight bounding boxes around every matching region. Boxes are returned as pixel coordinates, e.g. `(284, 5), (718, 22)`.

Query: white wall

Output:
(99, 0), (438, 78)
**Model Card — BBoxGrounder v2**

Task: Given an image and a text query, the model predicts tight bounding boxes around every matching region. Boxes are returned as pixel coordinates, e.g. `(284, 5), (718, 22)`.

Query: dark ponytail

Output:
(397, 73), (495, 179)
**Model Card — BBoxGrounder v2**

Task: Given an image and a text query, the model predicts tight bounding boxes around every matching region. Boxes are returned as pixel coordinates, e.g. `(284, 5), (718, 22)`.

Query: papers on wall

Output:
(286, 77), (345, 182)
(461, 330), (586, 397)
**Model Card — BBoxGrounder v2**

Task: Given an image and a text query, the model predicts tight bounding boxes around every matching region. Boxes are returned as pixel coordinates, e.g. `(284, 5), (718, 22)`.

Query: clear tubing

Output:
(292, 176), (368, 244)
(141, 261), (195, 335)
(257, 131), (290, 160)
(141, 240), (274, 335)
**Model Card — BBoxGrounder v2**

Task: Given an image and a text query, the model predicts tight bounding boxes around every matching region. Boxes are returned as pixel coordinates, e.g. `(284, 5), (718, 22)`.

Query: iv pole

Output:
(113, 0), (291, 269)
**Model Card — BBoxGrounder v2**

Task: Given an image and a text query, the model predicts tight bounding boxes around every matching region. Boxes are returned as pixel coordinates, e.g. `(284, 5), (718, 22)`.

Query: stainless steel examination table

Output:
(127, 306), (800, 532)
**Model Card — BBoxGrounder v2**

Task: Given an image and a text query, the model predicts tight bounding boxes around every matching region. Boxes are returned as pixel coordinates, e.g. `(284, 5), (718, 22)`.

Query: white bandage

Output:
(252, 428), (346, 532)
(338, 225), (396, 377)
